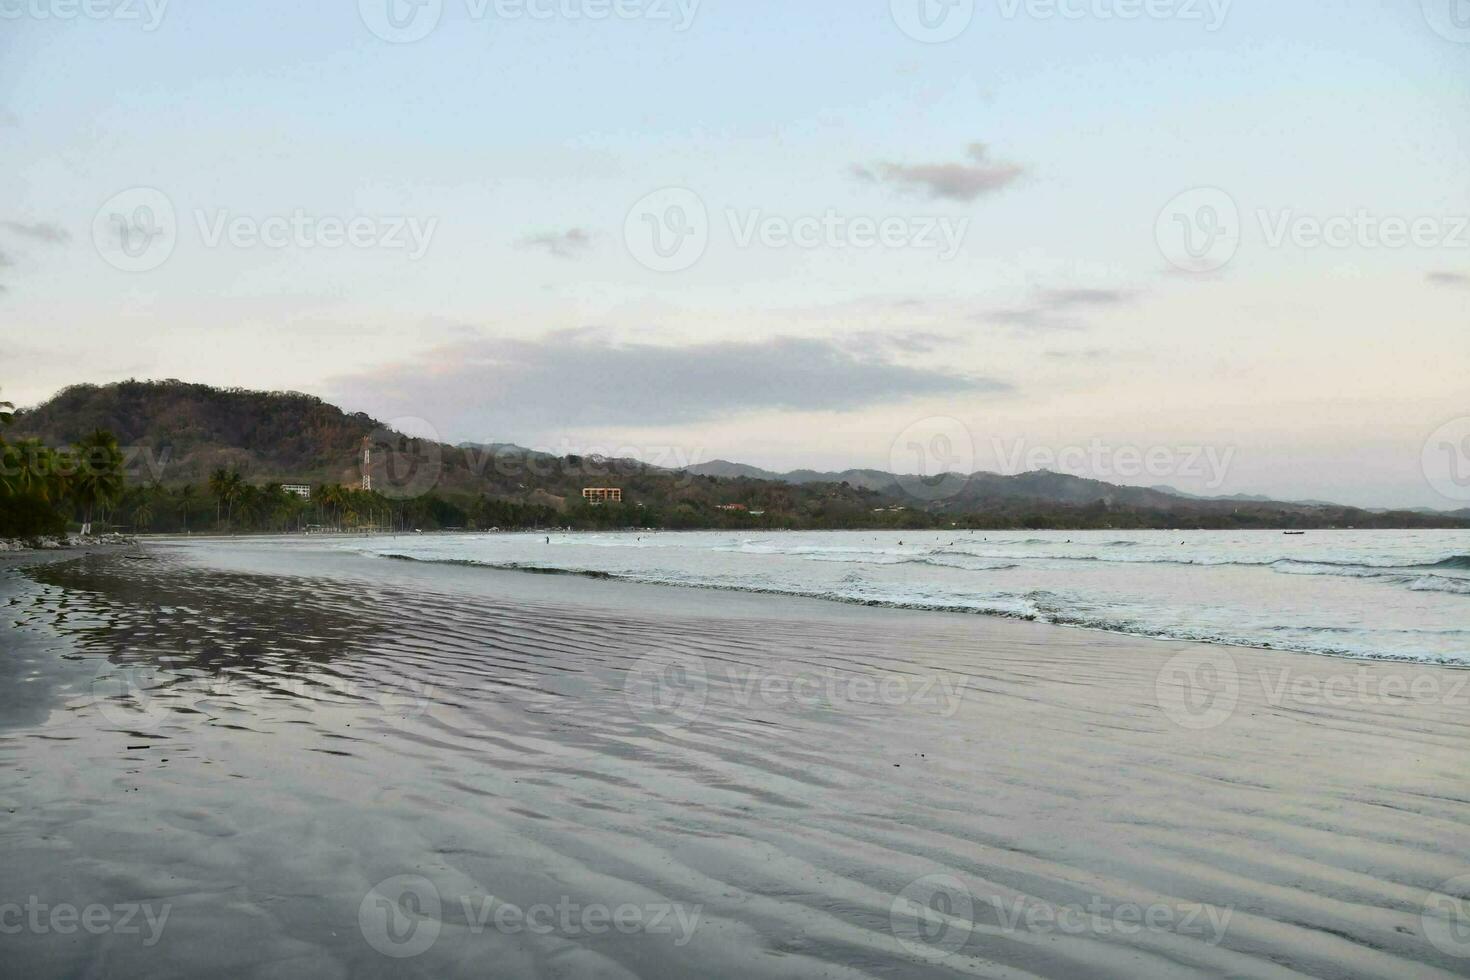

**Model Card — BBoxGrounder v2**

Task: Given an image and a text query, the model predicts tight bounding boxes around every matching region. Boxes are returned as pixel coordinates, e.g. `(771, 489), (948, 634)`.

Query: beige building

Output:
(582, 488), (623, 505)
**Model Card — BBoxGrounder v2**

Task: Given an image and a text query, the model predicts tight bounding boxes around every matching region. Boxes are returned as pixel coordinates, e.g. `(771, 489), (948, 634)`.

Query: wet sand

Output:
(1, 538), (1467, 978)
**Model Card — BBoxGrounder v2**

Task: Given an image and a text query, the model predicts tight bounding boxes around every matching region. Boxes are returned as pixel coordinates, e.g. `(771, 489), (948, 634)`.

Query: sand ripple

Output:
(1, 545), (1467, 979)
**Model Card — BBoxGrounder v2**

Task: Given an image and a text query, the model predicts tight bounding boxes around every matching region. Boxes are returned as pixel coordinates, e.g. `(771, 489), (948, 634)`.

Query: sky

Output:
(1, 0), (1468, 508)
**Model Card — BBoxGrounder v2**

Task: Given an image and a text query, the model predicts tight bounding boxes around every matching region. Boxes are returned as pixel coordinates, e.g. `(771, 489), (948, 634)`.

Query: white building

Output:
(282, 484), (312, 499)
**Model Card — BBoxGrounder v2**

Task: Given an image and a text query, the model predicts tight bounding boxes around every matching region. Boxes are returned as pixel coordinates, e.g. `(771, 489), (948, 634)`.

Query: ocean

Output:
(346, 528), (1470, 664)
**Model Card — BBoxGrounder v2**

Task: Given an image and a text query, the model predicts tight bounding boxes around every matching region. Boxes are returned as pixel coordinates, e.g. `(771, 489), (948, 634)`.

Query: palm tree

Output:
(224, 471), (244, 527)
(8, 439), (56, 502)
(177, 484), (195, 532)
(132, 496), (154, 532)
(0, 390), (14, 498)
(71, 430), (124, 535)
(208, 468), (230, 527)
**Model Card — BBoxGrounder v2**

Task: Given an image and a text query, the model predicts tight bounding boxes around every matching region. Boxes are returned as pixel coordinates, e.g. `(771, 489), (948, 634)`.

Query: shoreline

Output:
(375, 548), (1470, 671)
(3, 538), (1468, 977)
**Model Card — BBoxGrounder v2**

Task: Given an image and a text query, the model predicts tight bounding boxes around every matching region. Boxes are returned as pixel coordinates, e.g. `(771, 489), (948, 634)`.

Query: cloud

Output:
(1427, 271), (1470, 288)
(844, 329), (959, 355)
(330, 332), (1010, 439)
(853, 143), (1024, 202)
(985, 287), (1139, 332)
(1, 220), (70, 245)
(1044, 348), (1114, 361)
(518, 228), (593, 259)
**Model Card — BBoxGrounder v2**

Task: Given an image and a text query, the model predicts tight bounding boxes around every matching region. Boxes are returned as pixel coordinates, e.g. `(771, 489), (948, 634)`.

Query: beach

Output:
(1, 537), (1467, 978)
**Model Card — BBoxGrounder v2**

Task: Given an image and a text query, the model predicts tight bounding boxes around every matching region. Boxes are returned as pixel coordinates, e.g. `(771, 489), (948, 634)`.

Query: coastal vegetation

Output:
(0, 389), (127, 539)
(5, 380), (1468, 535)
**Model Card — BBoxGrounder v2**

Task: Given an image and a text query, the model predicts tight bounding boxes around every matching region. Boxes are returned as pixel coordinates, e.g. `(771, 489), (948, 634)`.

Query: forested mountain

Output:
(8, 380), (1467, 532)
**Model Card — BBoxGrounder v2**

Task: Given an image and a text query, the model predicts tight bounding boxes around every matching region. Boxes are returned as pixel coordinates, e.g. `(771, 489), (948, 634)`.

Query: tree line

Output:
(0, 391), (126, 539)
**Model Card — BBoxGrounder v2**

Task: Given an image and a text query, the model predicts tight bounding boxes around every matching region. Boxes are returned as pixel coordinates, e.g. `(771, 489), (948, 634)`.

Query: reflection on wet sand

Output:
(2, 543), (1468, 979)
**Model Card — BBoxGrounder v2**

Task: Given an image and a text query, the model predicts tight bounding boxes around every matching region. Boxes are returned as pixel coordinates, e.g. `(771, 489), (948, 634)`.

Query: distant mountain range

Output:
(11, 380), (1469, 529)
(681, 460), (1458, 518)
